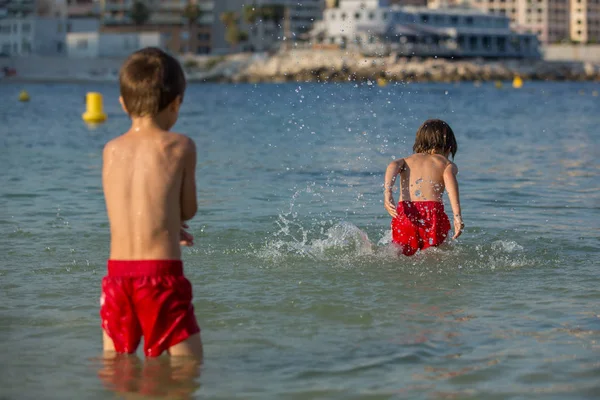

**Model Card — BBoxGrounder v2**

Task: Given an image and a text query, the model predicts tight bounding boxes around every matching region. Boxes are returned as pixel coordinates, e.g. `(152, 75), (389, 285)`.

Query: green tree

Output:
(182, 1), (203, 53)
(220, 11), (237, 27)
(129, 1), (151, 29)
(221, 11), (242, 50)
(225, 25), (249, 49)
(243, 4), (259, 24)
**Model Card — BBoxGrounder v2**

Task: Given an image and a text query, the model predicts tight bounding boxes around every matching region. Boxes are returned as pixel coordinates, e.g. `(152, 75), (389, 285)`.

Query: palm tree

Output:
(220, 12), (248, 51)
(260, 4), (289, 50)
(243, 4), (259, 25)
(261, 4), (285, 27)
(129, 1), (151, 30)
(243, 3), (260, 50)
(220, 11), (237, 27)
(182, 1), (203, 54)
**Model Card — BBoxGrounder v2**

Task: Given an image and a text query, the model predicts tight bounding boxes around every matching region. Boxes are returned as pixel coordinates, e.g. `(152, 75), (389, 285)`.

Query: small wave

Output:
(491, 240), (524, 253)
(257, 220), (374, 262)
(254, 215), (543, 273)
(252, 191), (545, 271)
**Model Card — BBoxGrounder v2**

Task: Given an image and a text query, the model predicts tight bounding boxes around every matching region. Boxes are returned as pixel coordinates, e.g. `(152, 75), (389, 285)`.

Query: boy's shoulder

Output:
(167, 131), (196, 155)
(167, 131), (195, 144)
(103, 131), (194, 151)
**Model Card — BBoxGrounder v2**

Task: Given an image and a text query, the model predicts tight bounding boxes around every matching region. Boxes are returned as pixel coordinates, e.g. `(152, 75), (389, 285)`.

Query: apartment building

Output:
(67, 0), (99, 17)
(570, 0), (600, 43)
(459, 0), (569, 43)
(99, 0), (214, 54)
(313, 0), (540, 58)
(459, 0), (600, 43)
(0, 0), (68, 55)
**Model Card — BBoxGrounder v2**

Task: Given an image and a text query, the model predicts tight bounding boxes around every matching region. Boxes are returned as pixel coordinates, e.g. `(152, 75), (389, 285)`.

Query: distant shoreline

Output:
(3, 50), (600, 84)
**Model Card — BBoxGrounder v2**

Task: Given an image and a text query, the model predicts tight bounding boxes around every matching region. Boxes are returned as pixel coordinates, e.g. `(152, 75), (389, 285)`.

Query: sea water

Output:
(0, 81), (599, 399)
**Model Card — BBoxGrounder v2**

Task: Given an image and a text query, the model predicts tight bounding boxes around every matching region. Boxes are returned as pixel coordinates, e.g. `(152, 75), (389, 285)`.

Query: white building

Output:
(0, 0), (70, 56)
(66, 31), (164, 58)
(0, 16), (67, 56)
(311, 0), (540, 58)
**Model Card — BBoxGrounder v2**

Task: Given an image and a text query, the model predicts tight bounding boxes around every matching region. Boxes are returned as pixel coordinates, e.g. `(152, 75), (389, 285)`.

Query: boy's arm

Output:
(180, 138), (198, 222)
(384, 159), (404, 218)
(101, 141), (115, 200)
(443, 162), (464, 239)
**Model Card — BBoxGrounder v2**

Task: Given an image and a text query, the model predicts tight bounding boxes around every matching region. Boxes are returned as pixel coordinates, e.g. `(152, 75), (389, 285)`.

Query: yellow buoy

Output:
(377, 77), (388, 87)
(18, 90), (30, 102)
(82, 92), (107, 124)
(494, 81), (503, 89)
(512, 76), (523, 89)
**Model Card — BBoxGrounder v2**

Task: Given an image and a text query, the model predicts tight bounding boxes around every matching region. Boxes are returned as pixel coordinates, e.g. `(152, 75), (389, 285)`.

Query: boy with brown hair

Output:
(100, 47), (202, 359)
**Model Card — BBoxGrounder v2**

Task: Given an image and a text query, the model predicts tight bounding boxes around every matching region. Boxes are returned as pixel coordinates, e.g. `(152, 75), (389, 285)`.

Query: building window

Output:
(355, 12), (361, 20)
(369, 12), (375, 20)
(341, 13), (346, 21)
(498, 36), (506, 51)
(466, 16), (474, 25)
(0, 25), (11, 34)
(483, 36), (491, 49)
(382, 12), (387, 20)
(330, 12), (335, 20)
(421, 14), (429, 23)
(450, 16), (458, 24)
(469, 36), (478, 49)
(1, 44), (10, 54)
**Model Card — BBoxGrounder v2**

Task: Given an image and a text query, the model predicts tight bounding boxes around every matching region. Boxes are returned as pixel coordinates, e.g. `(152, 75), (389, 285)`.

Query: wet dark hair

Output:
(119, 47), (186, 117)
(413, 119), (458, 159)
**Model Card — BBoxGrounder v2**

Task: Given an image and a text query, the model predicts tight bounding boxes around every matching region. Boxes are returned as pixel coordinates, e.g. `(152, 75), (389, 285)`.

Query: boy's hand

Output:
(452, 215), (464, 240)
(180, 223), (194, 246)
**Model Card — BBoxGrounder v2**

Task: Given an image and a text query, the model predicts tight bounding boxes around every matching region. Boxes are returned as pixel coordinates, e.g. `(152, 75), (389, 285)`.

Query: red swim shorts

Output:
(391, 201), (451, 256)
(100, 260), (200, 357)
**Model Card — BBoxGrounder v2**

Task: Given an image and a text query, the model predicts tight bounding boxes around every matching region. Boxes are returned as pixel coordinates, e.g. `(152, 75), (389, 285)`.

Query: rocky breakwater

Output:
(187, 49), (600, 83)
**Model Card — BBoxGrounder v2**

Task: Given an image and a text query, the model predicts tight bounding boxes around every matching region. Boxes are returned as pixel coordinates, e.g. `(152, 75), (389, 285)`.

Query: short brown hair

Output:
(413, 119), (458, 159)
(119, 47), (186, 117)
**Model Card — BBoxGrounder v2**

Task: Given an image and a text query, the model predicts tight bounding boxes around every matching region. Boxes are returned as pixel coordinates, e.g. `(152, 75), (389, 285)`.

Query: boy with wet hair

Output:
(100, 47), (202, 359)
(384, 119), (464, 256)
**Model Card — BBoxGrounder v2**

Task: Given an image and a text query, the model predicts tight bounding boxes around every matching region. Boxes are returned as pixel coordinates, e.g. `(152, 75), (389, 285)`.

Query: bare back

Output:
(397, 153), (451, 202)
(102, 129), (196, 260)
